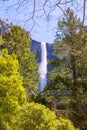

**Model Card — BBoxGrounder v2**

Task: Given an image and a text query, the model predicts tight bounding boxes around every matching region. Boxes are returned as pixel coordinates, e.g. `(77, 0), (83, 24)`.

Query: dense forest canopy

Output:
(0, 25), (79, 130)
(44, 8), (87, 130)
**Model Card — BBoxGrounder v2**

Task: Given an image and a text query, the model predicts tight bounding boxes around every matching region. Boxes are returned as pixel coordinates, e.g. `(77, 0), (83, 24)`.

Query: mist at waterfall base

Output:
(38, 42), (47, 92)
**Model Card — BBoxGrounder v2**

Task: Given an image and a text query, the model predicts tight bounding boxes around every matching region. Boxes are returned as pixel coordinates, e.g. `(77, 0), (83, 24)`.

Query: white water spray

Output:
(38, 42), (47, 91)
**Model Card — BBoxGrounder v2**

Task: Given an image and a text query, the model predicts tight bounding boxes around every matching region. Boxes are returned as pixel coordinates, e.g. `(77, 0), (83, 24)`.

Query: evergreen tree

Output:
(3, 25), (39, 92)
(49, 8), (87, 129)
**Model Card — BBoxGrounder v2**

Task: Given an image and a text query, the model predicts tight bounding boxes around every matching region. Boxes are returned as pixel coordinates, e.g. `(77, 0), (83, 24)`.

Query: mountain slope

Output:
(0, 18), (11, 34)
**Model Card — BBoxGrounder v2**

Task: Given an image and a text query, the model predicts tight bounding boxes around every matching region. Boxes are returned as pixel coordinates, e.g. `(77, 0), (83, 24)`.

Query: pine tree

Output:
(49, 8), (87, 128)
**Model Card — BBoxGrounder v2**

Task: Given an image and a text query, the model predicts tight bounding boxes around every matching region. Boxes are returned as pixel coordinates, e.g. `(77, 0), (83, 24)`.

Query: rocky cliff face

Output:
(0, 18), (11, 34)
(31, 40), (56, 62)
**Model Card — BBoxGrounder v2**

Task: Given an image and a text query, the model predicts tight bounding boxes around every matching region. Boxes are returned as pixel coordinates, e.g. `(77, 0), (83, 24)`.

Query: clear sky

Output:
(0, 0), (87, 43)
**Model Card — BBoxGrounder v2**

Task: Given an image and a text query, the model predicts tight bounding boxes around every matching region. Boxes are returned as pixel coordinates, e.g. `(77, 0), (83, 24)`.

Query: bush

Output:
(18, 102), (78, 130)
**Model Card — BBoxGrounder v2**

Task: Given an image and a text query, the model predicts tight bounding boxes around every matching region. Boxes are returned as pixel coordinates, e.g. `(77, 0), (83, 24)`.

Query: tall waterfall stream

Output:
(38, 42), (47, 91)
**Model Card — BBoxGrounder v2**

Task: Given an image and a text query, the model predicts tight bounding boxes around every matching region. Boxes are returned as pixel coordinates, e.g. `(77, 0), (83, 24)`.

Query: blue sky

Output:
(0, 0), (87, 43)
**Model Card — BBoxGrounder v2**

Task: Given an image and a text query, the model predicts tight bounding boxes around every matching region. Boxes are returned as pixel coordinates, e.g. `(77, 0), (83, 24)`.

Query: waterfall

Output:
(38, 42), (47, 91)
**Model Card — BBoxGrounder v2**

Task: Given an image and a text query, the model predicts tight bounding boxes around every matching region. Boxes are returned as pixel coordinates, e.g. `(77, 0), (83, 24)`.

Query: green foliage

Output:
(20, 51), (39, 92)
(18, 102), (77, 130)
(0, 35), (78, 130)
(0, 35), (4, 45)
(57, 118), (78, 130)
(0, 49), (26, 130)
(48, 8), (87, 129)
(54, 9), (87, 102)
(3, 25), (39, 92)
(0, 23), (80, 130)
(0, 35), (4, 50)
(3, 25), (30, 54)
(58, 8), (82, 35)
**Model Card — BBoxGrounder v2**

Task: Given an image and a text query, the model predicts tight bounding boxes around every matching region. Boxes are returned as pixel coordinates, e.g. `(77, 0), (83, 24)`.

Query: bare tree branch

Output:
(2, 0), (87, 30)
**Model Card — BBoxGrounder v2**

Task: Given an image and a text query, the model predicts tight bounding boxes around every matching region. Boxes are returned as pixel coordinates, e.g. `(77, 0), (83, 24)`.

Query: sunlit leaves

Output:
(18, 102), (77, 130)
(0, 49), (26, 130)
